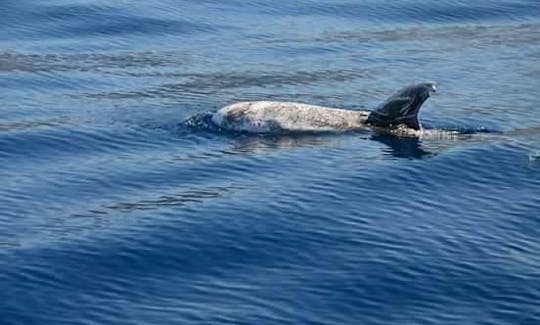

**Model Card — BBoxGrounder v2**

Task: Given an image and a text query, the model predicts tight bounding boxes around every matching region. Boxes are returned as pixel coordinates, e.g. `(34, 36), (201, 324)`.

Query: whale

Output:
(211, 82), (437, 136)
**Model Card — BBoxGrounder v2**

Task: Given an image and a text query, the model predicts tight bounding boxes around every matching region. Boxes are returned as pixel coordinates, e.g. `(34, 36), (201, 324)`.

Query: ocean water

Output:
(1, 1), (540, 324)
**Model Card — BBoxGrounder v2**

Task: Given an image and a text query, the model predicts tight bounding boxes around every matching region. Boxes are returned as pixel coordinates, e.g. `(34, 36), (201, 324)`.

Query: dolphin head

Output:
(366, 82), (437, 130)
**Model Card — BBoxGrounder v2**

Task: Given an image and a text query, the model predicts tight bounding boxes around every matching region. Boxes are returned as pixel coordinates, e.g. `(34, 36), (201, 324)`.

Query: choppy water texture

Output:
(2, 1), (540, 324)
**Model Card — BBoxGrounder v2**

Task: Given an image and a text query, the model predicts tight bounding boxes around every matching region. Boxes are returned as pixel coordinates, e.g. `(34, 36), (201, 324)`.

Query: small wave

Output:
(419, 126), (502, 140)
(0, 51), (187, 74)
(0, 118), (70, 133)
(443, 126), (502, 135)
(227, 0), (539, 23)
(4, 3), (219, 41)
(529, 151), (540, 164)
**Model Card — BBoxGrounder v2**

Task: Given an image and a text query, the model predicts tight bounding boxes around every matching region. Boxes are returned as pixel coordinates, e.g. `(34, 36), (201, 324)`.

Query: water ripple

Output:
(2, 1), (540, 324)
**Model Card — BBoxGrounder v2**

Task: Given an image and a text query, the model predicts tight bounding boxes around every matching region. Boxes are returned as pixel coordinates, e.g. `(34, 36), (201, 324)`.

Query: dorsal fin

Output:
(366, 82), (437, 130)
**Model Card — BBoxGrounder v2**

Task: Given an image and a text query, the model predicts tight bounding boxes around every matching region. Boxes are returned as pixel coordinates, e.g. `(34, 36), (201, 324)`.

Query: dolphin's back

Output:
(212, 101), (370, 133)
(210, 82), (436, 134)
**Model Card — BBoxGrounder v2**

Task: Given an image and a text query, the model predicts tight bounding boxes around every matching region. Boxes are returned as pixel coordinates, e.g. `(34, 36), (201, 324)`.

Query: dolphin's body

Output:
(211, 82), (437, 135)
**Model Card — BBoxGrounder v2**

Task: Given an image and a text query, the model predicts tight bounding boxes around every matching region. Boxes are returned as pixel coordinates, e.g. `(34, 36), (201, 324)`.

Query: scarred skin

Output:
(212, 101), (371, 133)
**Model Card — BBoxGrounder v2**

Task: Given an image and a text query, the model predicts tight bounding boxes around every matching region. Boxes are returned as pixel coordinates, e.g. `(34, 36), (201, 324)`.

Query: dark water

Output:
(2, 1), (540, 324)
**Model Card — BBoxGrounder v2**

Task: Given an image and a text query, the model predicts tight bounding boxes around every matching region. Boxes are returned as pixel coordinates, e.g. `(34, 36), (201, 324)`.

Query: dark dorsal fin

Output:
(366, 82), (437, 130)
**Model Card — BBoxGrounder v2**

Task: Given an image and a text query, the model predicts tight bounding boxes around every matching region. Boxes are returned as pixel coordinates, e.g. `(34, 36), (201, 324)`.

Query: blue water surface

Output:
(1, 1), (540, 324)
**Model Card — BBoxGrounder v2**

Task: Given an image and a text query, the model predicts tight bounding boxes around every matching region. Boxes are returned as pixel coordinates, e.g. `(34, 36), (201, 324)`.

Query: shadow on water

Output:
(370, 135), (432, 159)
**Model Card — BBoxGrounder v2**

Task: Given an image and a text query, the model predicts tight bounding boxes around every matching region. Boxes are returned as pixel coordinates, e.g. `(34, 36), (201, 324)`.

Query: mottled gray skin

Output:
(212, 82), (436, 134)
(212, 101), (370, 133)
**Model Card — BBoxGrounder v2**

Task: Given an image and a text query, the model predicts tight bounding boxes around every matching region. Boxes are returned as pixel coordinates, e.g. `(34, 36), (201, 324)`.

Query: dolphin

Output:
(211, 82), (437, 136)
